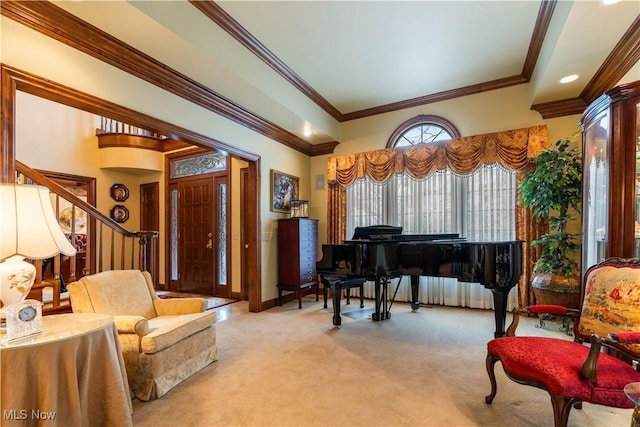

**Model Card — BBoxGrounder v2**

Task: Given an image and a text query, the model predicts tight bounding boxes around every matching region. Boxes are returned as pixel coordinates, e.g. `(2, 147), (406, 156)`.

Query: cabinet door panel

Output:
(581, 109), (609, 272)
(580, 81), (640, 276)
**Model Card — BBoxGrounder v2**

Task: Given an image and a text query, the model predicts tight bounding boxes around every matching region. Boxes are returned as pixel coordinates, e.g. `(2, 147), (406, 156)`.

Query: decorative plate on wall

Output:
(110, 184), (129, 201)
(110, 205), (129, 223)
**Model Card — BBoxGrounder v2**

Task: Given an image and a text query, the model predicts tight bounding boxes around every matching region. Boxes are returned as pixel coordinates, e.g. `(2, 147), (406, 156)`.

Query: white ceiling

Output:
(53, 0), (639, 145)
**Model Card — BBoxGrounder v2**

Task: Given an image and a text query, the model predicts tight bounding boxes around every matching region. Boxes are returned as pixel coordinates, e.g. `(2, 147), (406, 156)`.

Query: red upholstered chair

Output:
(485, 257), (640, 427)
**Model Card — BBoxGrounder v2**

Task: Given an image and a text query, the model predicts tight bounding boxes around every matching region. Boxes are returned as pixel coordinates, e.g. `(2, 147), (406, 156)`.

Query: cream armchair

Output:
(68, 270), (217, 401)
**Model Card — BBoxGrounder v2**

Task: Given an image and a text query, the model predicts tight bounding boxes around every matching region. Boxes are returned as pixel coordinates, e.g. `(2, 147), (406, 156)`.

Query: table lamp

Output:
(0, 184), (77, 309)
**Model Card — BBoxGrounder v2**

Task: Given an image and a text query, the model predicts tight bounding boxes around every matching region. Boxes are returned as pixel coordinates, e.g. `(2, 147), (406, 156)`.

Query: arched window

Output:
(387, 115), (460, 148)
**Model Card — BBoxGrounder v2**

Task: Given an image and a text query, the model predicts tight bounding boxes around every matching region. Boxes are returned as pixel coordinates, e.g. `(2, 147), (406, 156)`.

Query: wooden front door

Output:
(166, 150), (230, 297)
(179, 177), (215, 294)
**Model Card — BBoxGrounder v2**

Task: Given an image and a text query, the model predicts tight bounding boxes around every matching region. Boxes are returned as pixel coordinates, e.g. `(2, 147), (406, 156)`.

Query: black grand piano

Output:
(316, 226), (523, 337)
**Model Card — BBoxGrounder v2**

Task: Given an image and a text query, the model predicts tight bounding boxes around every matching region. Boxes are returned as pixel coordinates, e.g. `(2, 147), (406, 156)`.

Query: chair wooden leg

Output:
(485, 351), (581, 427)
(632, 405), (640, 427)
(549, 393), (581, 427)
(485, 353), (499, 404)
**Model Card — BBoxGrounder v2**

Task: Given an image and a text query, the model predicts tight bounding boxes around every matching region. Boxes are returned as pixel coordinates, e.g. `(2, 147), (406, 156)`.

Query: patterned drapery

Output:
(325, 125), (549, 308)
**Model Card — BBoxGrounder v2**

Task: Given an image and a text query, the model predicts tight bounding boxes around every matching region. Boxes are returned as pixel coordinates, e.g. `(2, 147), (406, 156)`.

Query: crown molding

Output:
(521, 0), (556, 81)
(310, 141), (340, 157)
(342, 75), (528, 122)
(530, 98), (587, 120)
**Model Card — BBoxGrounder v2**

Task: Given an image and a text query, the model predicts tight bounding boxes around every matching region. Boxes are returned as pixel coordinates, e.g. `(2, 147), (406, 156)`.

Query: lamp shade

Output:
(1, 184), (77, 260)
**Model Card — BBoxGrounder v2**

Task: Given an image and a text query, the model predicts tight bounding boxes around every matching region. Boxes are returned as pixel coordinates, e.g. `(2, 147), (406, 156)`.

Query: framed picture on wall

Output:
(110, 205), (129, 223)
(271, 170), (299, 213)
(110, 183), (129, 201)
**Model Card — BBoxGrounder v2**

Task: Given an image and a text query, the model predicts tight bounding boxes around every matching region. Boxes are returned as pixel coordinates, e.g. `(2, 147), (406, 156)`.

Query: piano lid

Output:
(345, 232), (463, 243)
(351, 225), (403, 240)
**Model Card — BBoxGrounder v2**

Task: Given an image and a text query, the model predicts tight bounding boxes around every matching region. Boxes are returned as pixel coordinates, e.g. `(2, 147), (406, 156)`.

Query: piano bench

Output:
(320, 276), (366, 310)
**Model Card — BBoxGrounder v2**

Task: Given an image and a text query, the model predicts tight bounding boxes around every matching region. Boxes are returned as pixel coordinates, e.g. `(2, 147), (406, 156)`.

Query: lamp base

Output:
(0, 311), (6, 334)
(0, 255), (36, 309)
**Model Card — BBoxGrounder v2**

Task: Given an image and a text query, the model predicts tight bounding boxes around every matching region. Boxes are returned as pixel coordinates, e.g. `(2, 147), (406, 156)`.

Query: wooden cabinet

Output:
(580, 80), (640, 276)
(276, 218), (319, 308)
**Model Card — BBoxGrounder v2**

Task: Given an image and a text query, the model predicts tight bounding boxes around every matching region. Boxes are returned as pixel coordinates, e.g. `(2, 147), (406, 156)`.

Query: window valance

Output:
(327, 125), (548, 187)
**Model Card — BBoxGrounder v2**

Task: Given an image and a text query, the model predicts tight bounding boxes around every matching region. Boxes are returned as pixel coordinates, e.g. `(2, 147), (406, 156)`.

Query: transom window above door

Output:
(387, 114), (460, 148)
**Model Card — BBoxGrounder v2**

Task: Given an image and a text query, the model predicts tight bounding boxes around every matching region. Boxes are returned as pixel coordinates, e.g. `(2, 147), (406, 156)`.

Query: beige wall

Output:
(4, 14), (634, 304)
(16, 86), (583, 303)
(14, 92), (293, 298)
(15, 92), (166, 279)
(2, 16), (314, 303)
(12, 90), (313, 301)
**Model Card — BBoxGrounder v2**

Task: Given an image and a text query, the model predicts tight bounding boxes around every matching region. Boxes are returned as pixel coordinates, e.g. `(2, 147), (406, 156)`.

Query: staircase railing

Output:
(16, 160), (159, 313)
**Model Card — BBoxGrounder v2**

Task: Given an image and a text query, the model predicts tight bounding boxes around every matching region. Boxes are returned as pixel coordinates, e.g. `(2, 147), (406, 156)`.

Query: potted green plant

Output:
(518, 135), (582, 308)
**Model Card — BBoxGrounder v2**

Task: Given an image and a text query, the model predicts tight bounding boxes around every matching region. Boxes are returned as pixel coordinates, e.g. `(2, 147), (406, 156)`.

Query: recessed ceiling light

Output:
(303, 128), (312, 137)
(600, 0), (621, 5)
(559, 74), (579, 84)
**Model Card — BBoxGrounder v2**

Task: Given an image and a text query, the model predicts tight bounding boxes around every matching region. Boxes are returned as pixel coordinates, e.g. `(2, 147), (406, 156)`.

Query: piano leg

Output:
(323, 285), (328, 309)
(383, 277), (390, 319)
(490, 288), (509, 338)
(372, 277), (382, 321)
(410, 275), (420, 312)
(331, 282), (343, 328)
(372, 276), (391, 321)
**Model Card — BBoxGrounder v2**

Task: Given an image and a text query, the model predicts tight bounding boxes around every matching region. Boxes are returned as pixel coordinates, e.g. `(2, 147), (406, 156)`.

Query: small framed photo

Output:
(110, 184), (129, 201)
(110, 205), (129, 223)
(271, 170), (299, 213)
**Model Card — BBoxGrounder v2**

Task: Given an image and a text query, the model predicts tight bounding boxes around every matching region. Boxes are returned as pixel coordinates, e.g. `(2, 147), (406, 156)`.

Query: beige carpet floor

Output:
(131, 297), (632, 427)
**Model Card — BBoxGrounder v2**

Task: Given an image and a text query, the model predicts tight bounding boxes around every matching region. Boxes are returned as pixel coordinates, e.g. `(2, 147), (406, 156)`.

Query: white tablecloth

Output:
(1, 313), (133, 426)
